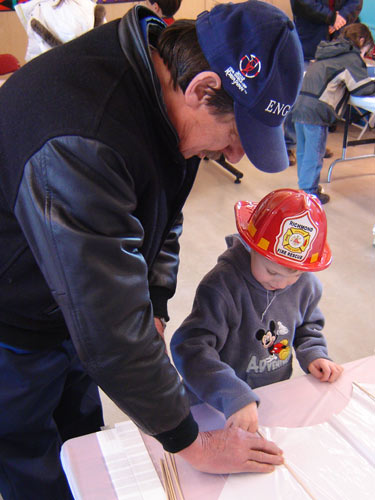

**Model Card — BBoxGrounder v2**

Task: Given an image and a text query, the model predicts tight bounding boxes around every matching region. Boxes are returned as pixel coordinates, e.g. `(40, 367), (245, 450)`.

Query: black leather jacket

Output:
(0, 6), (199, 451)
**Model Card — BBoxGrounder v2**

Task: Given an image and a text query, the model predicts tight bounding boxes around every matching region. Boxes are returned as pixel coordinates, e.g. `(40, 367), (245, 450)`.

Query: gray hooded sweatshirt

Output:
(293, 37), (375, 126)
(171, 235), (330, 419)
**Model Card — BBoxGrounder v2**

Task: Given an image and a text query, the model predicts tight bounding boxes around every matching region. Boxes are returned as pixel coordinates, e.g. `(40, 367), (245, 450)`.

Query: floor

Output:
(100, 119), (375, 427)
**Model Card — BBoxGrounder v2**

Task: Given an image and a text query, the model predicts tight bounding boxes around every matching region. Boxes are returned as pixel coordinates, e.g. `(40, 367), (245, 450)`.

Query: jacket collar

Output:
(118, 6), (180, 147)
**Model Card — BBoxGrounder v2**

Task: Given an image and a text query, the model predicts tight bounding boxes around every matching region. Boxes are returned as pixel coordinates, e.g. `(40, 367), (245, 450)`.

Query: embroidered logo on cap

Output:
(223, 54), (261, 94)
(239, 55), (261, 79)
(274, 212), (318, 263)
(224, 66), (248, 94)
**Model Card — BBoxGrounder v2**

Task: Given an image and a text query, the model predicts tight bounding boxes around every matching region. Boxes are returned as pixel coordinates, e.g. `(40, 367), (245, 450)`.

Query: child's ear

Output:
(184, 71), (222, 108)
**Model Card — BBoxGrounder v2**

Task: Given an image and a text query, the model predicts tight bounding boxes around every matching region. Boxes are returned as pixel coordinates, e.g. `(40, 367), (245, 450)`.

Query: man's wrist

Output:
(156, 317), (167, 329)
(154, 412), (199, 453)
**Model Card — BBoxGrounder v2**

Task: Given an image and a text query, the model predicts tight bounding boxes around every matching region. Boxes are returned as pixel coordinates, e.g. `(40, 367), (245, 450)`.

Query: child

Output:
(293, 23), (375, 204)
(171, 189), (343, 434)
(144, 0), (182, 25)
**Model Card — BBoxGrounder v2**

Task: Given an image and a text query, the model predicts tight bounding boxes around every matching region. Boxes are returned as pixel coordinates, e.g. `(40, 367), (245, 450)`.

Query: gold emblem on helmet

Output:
(282, 228), (310, 253)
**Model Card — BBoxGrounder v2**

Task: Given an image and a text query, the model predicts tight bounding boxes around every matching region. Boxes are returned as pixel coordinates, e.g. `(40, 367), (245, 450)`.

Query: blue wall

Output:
(359, 0), (375, 38)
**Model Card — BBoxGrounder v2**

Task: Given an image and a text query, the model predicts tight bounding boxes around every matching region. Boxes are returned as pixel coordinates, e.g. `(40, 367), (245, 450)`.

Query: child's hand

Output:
(308, 358), (343, 383)
(225, 402), (258, 433)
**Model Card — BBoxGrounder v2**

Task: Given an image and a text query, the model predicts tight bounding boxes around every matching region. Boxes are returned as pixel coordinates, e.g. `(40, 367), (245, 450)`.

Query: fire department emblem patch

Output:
(275, 212), (318, 263)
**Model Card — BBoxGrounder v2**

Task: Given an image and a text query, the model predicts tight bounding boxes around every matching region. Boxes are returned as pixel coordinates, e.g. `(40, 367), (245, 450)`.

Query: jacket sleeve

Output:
(149, 213), (183, 321)
(293, 276), (331, 373)
(338, 0), (362, 24)
(292, 0), (336, 25)
(171, 282), (260, 420)
(14, 136), (198, 451)
(344, 54), (375, 96)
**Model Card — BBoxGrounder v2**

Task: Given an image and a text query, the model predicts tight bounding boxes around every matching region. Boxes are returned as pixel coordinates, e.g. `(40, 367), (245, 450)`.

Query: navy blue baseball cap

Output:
(196, 1), (304, 173)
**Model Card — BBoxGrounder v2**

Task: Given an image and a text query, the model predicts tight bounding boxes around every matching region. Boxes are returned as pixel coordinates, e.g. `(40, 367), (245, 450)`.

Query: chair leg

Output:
(212, 155), (244, 183)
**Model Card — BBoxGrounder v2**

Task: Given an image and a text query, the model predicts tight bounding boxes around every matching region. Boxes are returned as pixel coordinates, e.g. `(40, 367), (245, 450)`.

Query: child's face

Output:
(250, 251), (304, 291)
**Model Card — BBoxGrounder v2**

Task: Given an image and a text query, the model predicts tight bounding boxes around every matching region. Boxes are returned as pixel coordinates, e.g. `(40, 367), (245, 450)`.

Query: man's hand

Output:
(226, 402), (258, 433)
(177, 426), (283, 474)
(308, 358), (343, 383)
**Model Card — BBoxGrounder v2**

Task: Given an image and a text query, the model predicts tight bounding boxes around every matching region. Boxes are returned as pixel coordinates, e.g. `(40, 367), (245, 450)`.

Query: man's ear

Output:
(184, 71), (222, 108)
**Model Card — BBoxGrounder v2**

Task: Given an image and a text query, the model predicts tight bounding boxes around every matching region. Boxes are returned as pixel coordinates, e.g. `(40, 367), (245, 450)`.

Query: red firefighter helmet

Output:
(234, 189), (332, 271)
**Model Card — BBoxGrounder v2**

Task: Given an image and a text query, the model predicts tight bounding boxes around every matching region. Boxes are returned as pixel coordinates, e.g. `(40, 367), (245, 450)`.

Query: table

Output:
(61, 355), (375, 499)
(327, 95), (375, 182)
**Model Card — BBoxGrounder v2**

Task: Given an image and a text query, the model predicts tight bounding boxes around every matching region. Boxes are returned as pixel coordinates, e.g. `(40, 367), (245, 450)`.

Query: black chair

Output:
(205, 154), (243, 183)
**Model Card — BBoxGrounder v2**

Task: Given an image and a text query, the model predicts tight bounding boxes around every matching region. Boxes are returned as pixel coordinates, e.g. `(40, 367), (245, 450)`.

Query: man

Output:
(0, 2), (303, 499)
(291, 0), (363, 62)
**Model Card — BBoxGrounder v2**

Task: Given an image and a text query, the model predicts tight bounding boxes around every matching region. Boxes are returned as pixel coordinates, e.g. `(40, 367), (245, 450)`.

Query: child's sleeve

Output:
(170, 282), (260, 419)
(293, 275), (331, 373)
(345, 55), (375, 97)
(338, 0), (362, 24)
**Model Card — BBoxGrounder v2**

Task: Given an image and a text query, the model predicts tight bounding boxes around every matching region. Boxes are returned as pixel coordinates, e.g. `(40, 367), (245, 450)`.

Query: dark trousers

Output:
(0, 339), (104, 500)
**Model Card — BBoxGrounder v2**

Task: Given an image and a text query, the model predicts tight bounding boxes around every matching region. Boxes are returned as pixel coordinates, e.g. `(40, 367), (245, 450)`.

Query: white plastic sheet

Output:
(219, 383), (375, 500)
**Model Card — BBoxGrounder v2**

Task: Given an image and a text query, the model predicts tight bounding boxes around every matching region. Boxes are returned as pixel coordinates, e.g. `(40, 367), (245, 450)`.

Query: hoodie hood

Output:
(315, 38), (359, 61)
(219, 234), (289, 297)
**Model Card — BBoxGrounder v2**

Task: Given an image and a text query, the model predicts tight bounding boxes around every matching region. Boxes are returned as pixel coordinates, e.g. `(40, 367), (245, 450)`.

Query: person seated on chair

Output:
(293, 22), (375, 204)
(171, 188), (343, 434)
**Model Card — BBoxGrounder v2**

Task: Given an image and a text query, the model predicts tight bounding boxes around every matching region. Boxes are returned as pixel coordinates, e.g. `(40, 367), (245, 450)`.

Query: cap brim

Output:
(235, 102), (289, 173)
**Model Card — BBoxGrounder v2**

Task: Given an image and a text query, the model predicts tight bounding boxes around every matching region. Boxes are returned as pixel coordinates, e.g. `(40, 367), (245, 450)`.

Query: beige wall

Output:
(0, 0), (292, 70)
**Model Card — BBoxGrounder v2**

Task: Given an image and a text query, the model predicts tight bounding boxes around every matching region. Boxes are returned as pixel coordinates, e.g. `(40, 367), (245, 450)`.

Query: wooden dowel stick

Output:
(353, 381), (375, 402)
(163, 457), (177, 500)
(282, 461), (319, 500)
(167, 452), (178, 477)
(160, 459), (170, 499)
(165, 452), (185, 500)
(257, 430), (318, 500)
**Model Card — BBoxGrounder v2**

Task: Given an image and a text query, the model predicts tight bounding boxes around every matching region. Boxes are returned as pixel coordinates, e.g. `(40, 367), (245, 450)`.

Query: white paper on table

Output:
(219, 383), (375, 500)
(96, 420), (165, 500)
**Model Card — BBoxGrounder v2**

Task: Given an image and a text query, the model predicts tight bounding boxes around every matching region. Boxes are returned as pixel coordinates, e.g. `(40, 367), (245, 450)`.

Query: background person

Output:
(171, 188), (343, 434)
(291, 0), (363, 64)
(0, 2), (303, 498)
(285, 0), (363, 164)
(293, 22), (375, 204)
(15, 0), (106, 62)
(144, 0), (182, 25)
